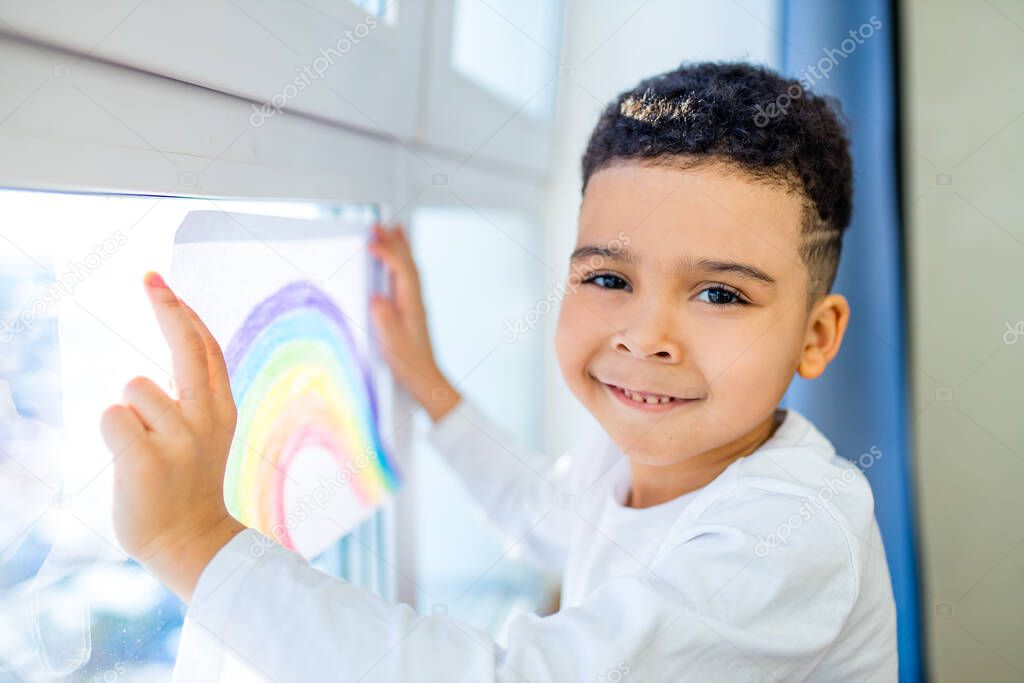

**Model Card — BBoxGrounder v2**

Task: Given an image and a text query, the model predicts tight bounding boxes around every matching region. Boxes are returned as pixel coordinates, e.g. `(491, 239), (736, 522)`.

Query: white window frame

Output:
(0, 0), (427, 139)
(417, 0), (564, 174)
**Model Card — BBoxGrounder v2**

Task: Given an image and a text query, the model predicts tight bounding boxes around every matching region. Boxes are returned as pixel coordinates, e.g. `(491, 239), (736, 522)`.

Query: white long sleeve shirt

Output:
(173, 402), (898, 682)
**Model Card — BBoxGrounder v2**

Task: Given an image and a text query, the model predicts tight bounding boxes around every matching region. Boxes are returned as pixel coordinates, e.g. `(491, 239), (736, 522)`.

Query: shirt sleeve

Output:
(173, 491), (861, 683)
(424, 399), (578, 573)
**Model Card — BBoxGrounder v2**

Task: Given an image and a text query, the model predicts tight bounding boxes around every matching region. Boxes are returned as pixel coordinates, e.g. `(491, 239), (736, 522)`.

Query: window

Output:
(409, 205), (557, 635)
(349, 0), (399, 25)
(419, 0), (564, 171)
(451, 0), (563, 120)
(0, 188), (393, 681)
(0, 1), (562, 673)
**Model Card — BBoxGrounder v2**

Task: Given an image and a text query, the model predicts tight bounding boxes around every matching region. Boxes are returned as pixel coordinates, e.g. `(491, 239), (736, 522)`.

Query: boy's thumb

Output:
(369, 296), (396, 336)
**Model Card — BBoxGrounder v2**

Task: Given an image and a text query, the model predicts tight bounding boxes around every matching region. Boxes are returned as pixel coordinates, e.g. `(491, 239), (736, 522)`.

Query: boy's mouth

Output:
(599, 380), (702, 412)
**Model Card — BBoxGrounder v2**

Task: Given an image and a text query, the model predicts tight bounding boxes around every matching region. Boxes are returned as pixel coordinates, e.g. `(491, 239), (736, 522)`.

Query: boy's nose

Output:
(610, 304), (682, 362)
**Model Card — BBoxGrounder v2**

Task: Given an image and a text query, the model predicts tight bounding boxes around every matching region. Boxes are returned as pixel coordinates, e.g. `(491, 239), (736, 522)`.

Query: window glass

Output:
(451, 0), (562, 119)
(410, 205), (557, 635)
(349, 0), (399, 24)
(0, 188), (387, 682)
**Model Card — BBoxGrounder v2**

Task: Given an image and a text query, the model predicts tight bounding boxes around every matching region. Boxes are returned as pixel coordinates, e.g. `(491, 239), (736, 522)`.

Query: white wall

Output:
(903, 1), (1024, 679)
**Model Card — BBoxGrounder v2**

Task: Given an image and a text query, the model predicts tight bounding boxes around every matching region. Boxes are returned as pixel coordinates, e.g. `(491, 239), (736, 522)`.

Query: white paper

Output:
(170, 210), (397, 559)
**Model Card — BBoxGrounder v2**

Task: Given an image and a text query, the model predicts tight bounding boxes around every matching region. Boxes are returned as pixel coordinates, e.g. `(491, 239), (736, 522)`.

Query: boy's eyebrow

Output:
(570, 245), (634, 263)
(570, 245), (777, 286)
(680, 256), (778, 286)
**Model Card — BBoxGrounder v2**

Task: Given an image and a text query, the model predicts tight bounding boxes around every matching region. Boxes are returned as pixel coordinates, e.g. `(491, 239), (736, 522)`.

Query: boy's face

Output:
(556, 161), (835, 467)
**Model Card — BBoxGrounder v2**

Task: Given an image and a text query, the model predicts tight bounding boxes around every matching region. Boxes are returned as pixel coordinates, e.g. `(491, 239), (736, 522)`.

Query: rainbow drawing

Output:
(221, 280), (399, 553)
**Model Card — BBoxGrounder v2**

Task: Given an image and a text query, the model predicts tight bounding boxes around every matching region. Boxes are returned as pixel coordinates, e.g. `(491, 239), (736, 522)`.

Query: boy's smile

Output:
(599, 379), (702, 412)
(555, 160), (850, 506)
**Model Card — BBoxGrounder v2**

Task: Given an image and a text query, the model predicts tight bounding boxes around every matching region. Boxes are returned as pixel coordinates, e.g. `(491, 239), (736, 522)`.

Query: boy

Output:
(101, 62), (897, 681)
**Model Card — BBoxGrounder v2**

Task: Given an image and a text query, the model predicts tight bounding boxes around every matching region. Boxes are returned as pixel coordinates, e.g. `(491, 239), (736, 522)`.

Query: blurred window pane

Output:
(451, 0), (562, 119)
(410, 205), (556, 636)
(0, 188), (386, 682)
(349, 0), (399, 24)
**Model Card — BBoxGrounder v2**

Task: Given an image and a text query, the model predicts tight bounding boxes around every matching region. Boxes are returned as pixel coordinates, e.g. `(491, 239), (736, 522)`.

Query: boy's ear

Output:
(797, 293), (850, 380)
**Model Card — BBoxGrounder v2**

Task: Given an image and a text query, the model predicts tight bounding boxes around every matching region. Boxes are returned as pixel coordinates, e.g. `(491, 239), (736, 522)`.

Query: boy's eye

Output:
(584, 273), (630, 290)
(697, 285), (748, 306)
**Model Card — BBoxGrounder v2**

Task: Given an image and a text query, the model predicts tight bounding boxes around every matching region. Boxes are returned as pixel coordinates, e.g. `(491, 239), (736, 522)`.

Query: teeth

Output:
(620, 387), (674, 404)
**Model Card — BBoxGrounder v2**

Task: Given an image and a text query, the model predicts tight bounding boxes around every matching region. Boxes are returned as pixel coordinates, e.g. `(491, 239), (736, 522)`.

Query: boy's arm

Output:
(370, 224), (574, 572)
(172, 493), (868, 683)
(424, 396), (577, 572)
(366, 223), (458, 423)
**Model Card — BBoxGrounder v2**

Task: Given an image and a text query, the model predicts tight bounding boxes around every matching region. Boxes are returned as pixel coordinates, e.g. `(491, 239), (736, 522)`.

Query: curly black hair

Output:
(581, 61), (853, 299)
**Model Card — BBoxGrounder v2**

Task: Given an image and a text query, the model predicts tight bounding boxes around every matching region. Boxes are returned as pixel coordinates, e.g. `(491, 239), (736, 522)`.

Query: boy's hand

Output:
(368, 223), (460, 422)
(100, 272), (246, 602)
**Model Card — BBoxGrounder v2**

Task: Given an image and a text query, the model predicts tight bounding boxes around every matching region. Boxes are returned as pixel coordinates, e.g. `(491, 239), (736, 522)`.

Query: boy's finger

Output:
(100, 404), (149, 456)
(181, 301), (232, 399)
(368, 238), (404, 277)
(369, 233), (421, 313)
(122, 376), (179, 434)
(368, 239), (407, 293)
(369, 295), (399, 341)
(394, 224), (410, 246)
(373, 222), (408, 254)
(143, 272), (211, 407)
(383, 223), (413, 261)
(392, 230), (421, 286)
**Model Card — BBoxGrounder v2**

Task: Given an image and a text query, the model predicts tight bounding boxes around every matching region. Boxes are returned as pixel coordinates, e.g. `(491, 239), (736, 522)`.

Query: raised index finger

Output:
(181, 299), (232, 399)
(143, 271), (212, 407)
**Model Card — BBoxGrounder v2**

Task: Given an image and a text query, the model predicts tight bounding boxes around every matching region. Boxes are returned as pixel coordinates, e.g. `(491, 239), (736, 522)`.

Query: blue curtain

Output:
(779, 1), (922, 680)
